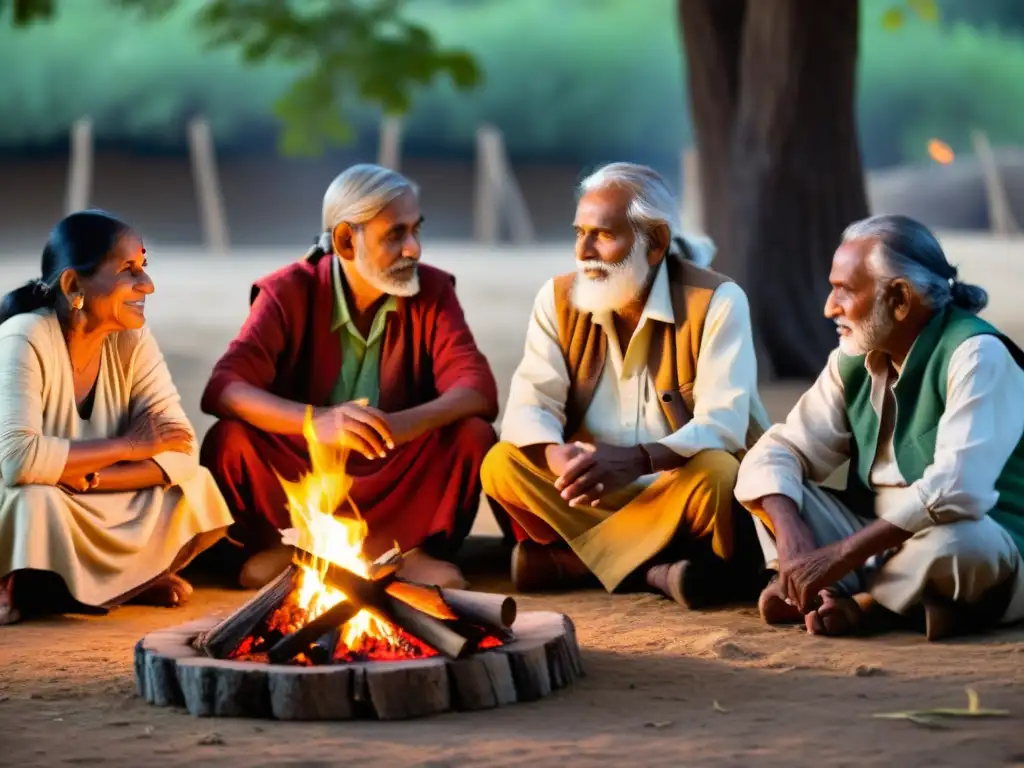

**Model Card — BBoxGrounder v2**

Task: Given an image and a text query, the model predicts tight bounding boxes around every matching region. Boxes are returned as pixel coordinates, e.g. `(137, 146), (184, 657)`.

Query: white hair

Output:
(841, 213), (988, 314)
(315, 164), (418, 251)
(578, 162), (715, 268)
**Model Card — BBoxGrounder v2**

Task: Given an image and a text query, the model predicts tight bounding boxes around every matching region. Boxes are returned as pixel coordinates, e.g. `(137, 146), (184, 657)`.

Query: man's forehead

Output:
(574, 186), (632, 227)
(831, 239), (874, 281)
(369, 190), (420, 227)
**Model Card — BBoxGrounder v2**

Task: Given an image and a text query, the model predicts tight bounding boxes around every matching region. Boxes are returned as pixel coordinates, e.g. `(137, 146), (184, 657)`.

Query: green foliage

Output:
(858, 11), (1024, 166)
(0, 0), (1022, 169)
(2, 0), (481, 156)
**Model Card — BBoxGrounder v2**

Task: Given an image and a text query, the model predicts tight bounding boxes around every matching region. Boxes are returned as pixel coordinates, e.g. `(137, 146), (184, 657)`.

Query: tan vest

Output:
(552, 252), (764, 454)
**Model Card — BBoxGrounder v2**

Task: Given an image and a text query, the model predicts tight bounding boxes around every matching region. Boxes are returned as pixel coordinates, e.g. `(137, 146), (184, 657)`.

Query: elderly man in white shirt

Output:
(481, 162), (770, 608)
(736, 214), (1024, 640)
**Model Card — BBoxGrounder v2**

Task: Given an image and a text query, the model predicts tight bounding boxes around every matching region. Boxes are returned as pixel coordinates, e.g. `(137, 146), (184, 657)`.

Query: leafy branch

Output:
(1, 0), (483, 155)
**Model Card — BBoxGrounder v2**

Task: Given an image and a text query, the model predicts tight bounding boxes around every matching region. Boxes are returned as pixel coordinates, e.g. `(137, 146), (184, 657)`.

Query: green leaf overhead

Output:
(4, 0), (482, 155)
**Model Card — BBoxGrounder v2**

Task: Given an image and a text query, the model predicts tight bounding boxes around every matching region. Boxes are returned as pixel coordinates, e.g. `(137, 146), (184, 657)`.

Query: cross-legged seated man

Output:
(200, 165), (499, 589)
(735, 214), (1024, 639)
(481, 162), (769, 607)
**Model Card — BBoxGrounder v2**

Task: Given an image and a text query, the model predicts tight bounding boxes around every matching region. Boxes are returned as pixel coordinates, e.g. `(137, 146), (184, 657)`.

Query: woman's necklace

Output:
(64, 330), (101, 375)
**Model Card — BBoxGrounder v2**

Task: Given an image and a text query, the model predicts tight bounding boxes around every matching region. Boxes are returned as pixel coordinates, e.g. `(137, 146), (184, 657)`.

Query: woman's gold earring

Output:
(71, 294), (84, 311)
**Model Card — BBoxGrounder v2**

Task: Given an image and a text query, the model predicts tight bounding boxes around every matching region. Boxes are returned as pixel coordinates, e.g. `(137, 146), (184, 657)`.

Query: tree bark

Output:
(679, 0), (870, 379)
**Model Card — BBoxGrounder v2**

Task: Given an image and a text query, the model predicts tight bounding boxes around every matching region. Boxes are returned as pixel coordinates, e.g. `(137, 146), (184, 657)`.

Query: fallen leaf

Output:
(871, 687), (1009, 726)
(197, 732), (225, 746)
(713, 700), (729, 714)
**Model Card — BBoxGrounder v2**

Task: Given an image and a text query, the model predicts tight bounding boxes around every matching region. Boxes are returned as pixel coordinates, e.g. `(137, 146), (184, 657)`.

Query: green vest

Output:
(838, 306), (1024, 555)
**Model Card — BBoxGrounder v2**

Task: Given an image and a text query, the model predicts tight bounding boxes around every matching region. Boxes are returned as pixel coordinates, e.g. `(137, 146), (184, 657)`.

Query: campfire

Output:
(135, 410), (583, 721)
(193, 411), (514, 667)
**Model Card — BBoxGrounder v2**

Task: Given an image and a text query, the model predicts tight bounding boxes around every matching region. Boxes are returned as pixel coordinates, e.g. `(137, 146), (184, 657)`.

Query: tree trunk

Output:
(678, 0), (869, 379)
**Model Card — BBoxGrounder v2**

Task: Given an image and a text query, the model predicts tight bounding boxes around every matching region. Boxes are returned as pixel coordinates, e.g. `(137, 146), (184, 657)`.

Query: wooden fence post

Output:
(378, 117), (403, 171)
(187, 116), (230, 253)
(65, 118), (93, 214)
(473, 124), (535, 245)
(971, 130), (1021, 238)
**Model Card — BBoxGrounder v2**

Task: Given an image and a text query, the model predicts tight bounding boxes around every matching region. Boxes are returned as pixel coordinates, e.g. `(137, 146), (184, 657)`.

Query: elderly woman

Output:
(0, 210), (233, 625)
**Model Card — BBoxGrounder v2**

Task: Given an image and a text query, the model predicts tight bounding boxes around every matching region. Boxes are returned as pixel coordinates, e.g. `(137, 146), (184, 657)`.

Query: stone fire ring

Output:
(134, 610), (584, 721)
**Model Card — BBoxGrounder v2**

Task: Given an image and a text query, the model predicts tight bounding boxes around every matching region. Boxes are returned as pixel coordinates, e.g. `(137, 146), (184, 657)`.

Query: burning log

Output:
(267, 599), (361, 665)
(314, 559), (471, 659)
(379, 596), (469, 659)
(193, 564), (299, 659)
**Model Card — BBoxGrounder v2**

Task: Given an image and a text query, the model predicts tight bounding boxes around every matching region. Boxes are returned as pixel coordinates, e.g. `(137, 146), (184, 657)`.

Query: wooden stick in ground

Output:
(441, 588), (517, 630)
(267, 599), (361, 665)
(195, 565), (298, 659)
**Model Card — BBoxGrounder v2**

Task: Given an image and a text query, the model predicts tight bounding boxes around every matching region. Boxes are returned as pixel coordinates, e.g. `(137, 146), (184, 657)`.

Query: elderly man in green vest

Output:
(736, 214), (1024, 640)
(481, 162), (769, 609)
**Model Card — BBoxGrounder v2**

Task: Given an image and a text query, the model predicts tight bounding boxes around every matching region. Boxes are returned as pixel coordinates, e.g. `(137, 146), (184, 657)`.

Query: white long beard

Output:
(571, 237), (651, 313)
(837, 294), (893, 356)
(353, 234), (420, 297)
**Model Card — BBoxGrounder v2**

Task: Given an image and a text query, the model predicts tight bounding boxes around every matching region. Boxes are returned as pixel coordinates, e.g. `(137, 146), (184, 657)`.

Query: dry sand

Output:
(1, 238), (1023, 766)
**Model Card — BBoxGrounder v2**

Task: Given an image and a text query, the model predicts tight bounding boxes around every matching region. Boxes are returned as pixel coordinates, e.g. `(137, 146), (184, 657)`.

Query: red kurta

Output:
(199, 253), (499, 557)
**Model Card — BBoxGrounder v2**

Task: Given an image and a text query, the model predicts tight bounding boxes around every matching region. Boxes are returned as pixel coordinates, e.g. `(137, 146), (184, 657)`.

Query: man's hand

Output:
(58, 472), (100, 494)
(777, 543), (855, 614)
(312, 401), (395, 460)
(761, 494), (817, 567)
(552, 442), (646, 508)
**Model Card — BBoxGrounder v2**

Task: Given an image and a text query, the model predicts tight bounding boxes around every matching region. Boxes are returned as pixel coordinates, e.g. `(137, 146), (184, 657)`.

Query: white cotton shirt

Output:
(499, 258), (767, 486)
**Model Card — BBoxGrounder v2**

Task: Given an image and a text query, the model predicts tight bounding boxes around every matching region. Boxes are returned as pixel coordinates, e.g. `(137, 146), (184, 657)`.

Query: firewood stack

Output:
(192, 547), (517, 666)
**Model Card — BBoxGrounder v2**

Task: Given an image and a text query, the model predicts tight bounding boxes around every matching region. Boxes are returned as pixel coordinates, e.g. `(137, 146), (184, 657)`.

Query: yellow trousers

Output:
(481, 442), (740, 591)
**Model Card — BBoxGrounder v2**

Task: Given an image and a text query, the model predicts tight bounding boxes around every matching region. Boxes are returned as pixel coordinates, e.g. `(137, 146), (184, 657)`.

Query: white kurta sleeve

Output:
(127, 329), (199, 486)
(879, 335), (1024, 533)
(498, 279), (571, 447)
(658, 282), (757, 457)
(0, 333), (70, 485)
(735, 349), (852, 509)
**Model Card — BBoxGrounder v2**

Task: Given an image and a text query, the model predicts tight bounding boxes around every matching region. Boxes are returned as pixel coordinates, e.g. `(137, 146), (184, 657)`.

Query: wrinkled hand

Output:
(777, 544), (853, 614)
(313, 401), (395, 460)
(553, 441), (645, 508)
(124, 414), (194, 461)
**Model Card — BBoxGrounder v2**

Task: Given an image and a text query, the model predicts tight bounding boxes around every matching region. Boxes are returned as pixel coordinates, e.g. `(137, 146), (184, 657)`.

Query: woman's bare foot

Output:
(758, 576), (803, 625)
(0, 574), (21, 625)
(397, 550), (468, 589)
(129, 574), (193, 608)
(804, 590), (867, 636)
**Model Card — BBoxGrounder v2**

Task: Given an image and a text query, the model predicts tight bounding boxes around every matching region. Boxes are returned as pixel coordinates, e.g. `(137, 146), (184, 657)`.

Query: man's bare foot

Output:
(758, 576), (803, 624)
(397, 550), (468, 589)
(805, 590), (867, 636)
(0, 574), (20, 626)
(130, 574), (193, 608)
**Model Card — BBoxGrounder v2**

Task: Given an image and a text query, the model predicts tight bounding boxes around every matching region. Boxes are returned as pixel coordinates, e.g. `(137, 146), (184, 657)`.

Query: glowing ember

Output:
(928, 138), (955, 165)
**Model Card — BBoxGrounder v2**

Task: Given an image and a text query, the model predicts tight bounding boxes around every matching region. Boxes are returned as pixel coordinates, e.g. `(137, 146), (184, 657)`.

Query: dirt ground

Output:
(1, 240), (1024, 767)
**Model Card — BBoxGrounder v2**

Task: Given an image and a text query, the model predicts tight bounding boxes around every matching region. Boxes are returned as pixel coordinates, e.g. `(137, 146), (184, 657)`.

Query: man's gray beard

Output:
(838, 294), (894, 356)
(353, 234), (420, 297)
(571, 236), (651, 314)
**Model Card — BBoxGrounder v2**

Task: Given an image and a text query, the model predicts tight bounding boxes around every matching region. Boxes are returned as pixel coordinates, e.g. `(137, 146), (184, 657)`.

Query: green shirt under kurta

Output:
(328, 257), (397, 407)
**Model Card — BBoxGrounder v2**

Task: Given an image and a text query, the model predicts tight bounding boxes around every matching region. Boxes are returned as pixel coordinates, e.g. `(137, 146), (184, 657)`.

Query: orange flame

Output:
(275, 409), (399, 653)
(927, 139), (955, 165)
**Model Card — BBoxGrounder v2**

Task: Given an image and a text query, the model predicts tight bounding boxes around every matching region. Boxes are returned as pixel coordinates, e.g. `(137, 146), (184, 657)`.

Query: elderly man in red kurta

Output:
(199, 164), (499, 589)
